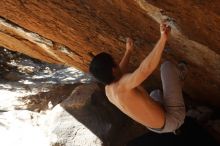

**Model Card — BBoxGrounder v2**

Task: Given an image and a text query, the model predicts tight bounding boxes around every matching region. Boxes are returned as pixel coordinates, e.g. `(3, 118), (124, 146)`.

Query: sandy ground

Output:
(0, 52), (93, 146)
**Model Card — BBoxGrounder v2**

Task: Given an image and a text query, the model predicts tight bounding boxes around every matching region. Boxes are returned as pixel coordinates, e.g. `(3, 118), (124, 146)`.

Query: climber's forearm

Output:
(119, 23), (170, 89)
(119, 50), (132, 73)
(138, 36), (167, 75)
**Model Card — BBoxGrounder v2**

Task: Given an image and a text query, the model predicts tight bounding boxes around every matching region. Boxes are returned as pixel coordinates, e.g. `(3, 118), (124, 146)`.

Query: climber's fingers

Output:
(166, 25), (171, 33)
(126, 37), (134, 51)
(160, 23), (167, 34)
(160, 21), (171, 37)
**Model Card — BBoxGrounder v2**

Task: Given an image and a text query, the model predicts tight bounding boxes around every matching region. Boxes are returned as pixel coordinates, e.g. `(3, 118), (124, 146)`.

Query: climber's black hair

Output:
(89, 52), (116, 85)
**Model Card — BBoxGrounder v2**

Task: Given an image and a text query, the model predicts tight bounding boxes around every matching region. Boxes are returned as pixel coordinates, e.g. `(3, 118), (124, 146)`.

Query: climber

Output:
(89, 22), (186, 133)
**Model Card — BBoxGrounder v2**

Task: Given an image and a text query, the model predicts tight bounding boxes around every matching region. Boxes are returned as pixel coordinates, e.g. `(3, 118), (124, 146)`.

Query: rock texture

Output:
(0, 0), (219, 106)
(0, 48), (91, 111)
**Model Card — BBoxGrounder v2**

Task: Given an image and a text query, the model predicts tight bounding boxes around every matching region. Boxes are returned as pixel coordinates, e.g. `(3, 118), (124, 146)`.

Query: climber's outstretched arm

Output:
(119, 23), (171, 89)
(119, 38), (134, 74)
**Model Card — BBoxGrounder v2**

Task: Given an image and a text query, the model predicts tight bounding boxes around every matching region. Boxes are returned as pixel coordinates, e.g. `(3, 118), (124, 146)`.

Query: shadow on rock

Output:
(46, 83), (147, 146)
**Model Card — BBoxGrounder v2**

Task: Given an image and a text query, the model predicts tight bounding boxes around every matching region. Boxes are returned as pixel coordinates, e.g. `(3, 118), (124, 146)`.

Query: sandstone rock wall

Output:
(0, 0), (219, 106)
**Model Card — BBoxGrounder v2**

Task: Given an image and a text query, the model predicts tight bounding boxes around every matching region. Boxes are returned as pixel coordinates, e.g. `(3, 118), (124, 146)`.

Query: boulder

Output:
(0, 0), (219, 106)
(45, 83), (146, 146)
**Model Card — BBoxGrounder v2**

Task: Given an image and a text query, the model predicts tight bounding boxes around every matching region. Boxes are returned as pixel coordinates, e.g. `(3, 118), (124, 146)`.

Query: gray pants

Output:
(148, 61), (186, 133)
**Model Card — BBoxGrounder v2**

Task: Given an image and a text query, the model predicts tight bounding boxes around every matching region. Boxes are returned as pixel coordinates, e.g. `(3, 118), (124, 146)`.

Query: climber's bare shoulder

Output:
(106, 80), (147, 101)
(105, 75), (165, 129)
(105, 75), (150, 111)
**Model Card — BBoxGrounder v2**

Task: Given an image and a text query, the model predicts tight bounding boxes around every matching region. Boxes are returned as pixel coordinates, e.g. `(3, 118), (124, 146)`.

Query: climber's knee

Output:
(148, 106), (185, 133)
(160, 60), (174, 71)
(163, 106), (186, 133)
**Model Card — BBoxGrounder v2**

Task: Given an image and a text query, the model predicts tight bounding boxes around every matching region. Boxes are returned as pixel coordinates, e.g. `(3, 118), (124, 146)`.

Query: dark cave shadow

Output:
(127, 117), (219, 146)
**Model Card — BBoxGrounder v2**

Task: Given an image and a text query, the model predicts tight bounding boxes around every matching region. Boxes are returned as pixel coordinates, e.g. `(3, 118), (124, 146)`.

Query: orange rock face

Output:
(0, 0), (219, 107)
